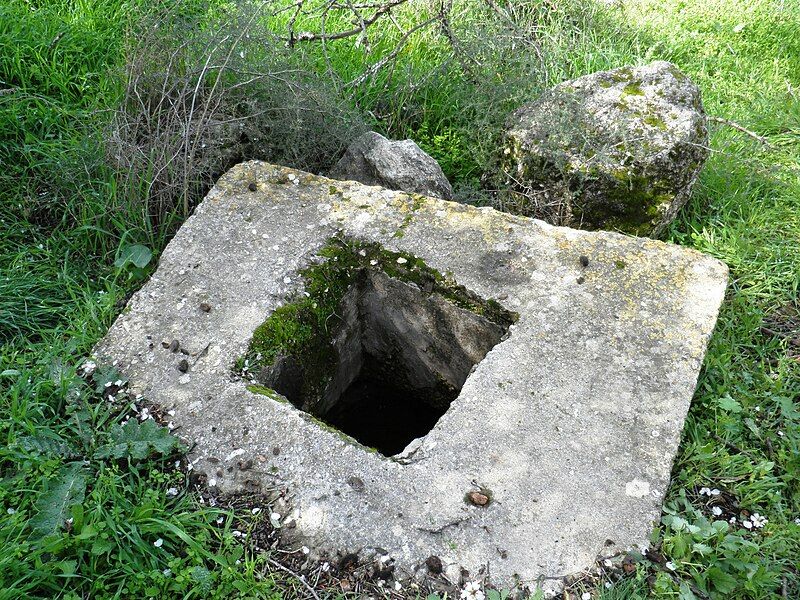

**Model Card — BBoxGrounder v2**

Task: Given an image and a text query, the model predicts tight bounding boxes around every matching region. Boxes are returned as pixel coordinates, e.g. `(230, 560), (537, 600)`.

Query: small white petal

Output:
(154, 538), (164, 547)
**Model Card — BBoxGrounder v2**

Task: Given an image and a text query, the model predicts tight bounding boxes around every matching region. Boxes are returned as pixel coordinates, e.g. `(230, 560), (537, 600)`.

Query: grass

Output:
(1, 0), (798, 598)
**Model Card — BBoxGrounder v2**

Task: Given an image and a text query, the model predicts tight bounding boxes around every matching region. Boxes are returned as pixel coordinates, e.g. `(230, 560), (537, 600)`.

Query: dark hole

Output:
(259, 268), (511, 457)
(324, 371), (446, 456)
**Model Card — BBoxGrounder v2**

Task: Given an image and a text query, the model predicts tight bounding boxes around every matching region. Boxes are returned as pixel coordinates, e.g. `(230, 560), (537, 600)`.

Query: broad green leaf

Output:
(94, 419), (181, 461)
(707, 567), (738, 594)
(678, 581), (697, 600)
(115, 244), (152, 269)
(717, 395), (742, 413)
(776, 395), (800, 420)
(30, 462), (87, 538)
(692, 543), (713, 556)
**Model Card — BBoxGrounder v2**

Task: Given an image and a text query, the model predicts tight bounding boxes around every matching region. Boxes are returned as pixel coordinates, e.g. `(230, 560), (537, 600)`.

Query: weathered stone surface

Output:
(501, 61), (709, 236)
(330, 131), (454, 200)
(95, 161), (727, 592)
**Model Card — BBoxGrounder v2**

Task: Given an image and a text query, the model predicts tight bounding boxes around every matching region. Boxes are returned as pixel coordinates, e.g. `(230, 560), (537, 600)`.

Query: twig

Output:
(267, 557), (321, 600)
(346, 15), (439, 89)
(709, 116), (773, 148)
(712, 433), (749, 457)
(760, 326), (800, 347)
(287, 0), (410, 44)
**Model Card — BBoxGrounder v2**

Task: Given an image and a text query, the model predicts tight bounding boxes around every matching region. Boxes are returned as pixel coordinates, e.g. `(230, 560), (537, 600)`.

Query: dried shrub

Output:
(107, 1), (365, 222)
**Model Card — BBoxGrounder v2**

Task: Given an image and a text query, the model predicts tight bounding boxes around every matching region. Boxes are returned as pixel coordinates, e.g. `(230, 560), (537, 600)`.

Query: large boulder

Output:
(501, 61), (709, 236)
(329, 131), (454, 200)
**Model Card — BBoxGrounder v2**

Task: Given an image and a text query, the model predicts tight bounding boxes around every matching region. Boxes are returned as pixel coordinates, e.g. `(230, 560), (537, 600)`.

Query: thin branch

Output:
(709, 115), (773, 148)
(267, 557), (321, 600)
(345, 14), (439, 89)
(287, 0), (410, 43)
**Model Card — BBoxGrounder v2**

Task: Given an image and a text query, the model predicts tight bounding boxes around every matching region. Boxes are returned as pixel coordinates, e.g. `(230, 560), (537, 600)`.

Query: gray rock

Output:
(501, 61), (709, 236)
(95, 161), (727, 592)
(330, 131), (454, 200)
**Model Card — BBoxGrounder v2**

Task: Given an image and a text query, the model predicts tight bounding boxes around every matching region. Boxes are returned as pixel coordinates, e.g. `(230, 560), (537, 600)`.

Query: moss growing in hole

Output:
(237, 236), (517, 398)
(246, 384), (289, 403)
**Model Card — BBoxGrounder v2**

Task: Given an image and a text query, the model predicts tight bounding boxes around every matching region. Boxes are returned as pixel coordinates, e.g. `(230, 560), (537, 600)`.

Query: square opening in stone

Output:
(240, 238), (515, 457)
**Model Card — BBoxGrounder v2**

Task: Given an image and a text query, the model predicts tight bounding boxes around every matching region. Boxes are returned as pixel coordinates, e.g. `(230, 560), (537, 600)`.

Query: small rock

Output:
(177, 359), (189, 373)
(199, 302), (212, 313)
(168, 339), (180, 353)
(329, 131), (454, 200)
(467, 491), (490, 506)
(579, 255), (590, 268)
(347, 476), (365, 492)
(248, 182), (258, 192)
(425, 555), (443, 574)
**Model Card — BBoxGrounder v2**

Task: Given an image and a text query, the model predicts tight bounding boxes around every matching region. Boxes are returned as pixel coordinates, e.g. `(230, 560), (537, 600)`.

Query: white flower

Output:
(369, 259), (378, 266)
(302, 546), (310, 554)
(321, 562), (330, 572)
(283, 276), (292, 284)
(712, 506), (723, 516)
(166, 487), (178, 497)
(699, 487), (711, 496)
(163, 568), (171, 576)
(395, 581), (402, 591)
(396, 257), (408, 264)
(665, 561), (677, 571)
(239, 50), (245, 59)
(742, 519), (753, 529)
(6, 508), (16, 515)
(216, 516), (225, 524)
(251, 507), (261, 515)
(733, 23), (746, 33)
(154, 538), (164, 547)
(795, 518), (800, 525)
(461, 581), (485, 600)
(208, 478), (217, 487)
(751, 513), (767, 528)
(581, 593), (591, 600)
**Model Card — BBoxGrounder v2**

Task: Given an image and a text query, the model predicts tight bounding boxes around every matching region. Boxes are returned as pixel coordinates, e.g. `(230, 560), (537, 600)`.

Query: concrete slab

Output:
(95, 161), (728, 591)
